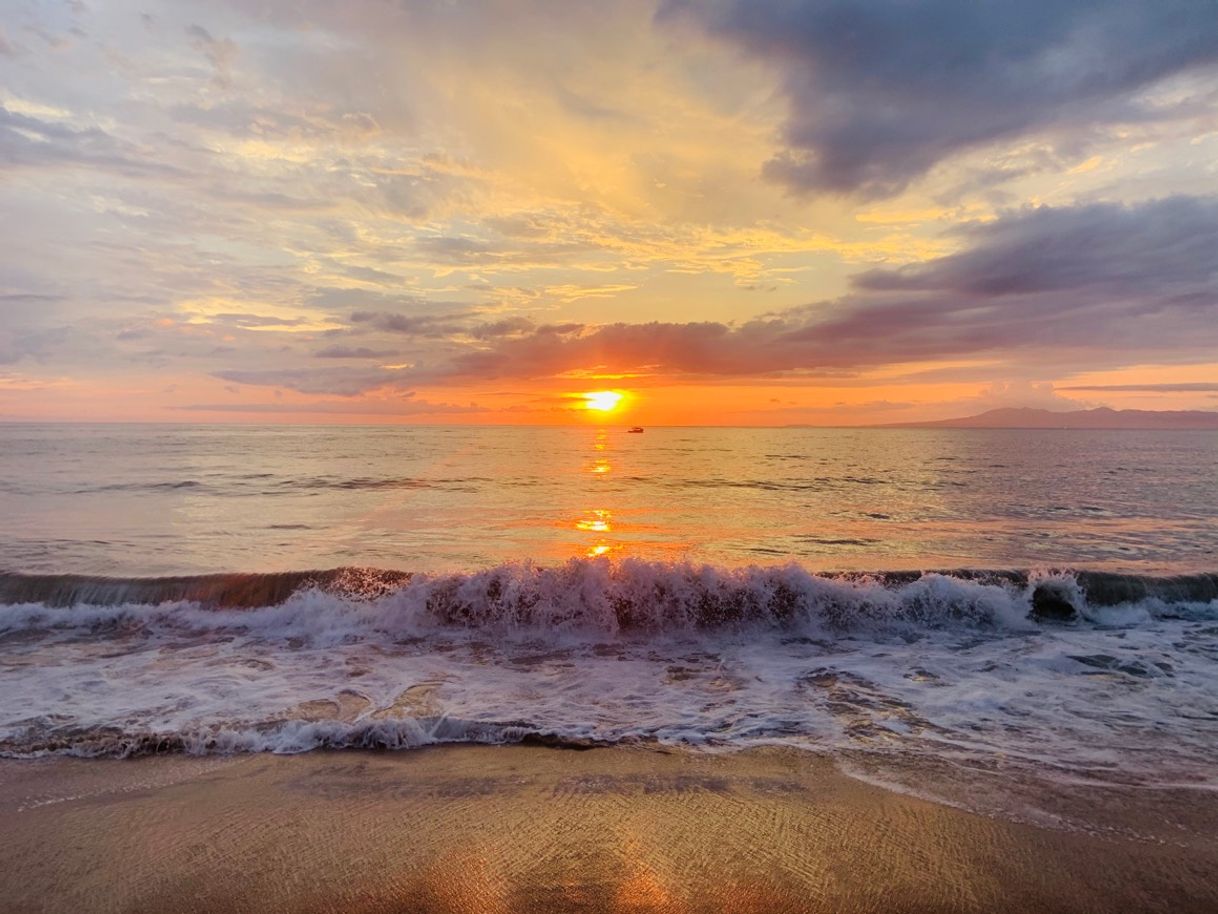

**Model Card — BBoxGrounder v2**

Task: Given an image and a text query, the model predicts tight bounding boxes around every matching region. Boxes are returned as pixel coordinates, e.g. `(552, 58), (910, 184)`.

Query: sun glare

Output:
(583, 390), (624, 412)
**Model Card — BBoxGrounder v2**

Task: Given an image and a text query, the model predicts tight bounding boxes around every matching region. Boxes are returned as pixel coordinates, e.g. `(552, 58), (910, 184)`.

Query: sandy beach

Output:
(1, 746), (1215, 914)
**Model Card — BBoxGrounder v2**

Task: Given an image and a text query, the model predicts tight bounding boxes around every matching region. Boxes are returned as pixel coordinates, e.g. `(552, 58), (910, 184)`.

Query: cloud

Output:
(778, 196), (1218, 365)
(405, 196), (1218, 381)
(313, 345), (399, 359)
(853, 196), (1218, 297)
(3, 0), (1217, 422)
(411, 234), (587, 267)
(174, 396), (479, 416)
(349, 311), (469, 337)
(1058, 382), (1218, 392)
(0, 326), (70, 365)
(186, 25), (238, 87)
(348, 310), (539, 339)
(435, 320), (779, 380)
(169, 101), (381, 145)
(0, 105), (177, 176)
(968, 381), (1088, 413)
(663, 0), (1218, 196)
(212, 367), (407, 396)
(468, 316), (539, 338)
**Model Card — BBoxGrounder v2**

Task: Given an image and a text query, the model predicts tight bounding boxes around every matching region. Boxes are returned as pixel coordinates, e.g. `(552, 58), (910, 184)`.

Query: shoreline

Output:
(1, 746), (1215, 913)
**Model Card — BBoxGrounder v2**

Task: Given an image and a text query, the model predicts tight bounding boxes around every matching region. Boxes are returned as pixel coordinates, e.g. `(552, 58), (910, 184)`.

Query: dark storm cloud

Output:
(399, 196), (1218, 381)
(662, 0), (1218, 197)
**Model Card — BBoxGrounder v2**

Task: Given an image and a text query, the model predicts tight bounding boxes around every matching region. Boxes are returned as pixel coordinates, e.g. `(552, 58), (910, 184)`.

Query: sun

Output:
(583, 390), (624, 412)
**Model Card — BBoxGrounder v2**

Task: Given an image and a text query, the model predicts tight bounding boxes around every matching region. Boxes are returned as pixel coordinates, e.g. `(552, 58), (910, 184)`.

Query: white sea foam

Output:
(0, 560), (1129, 643)
(1, 561), (1216, 802)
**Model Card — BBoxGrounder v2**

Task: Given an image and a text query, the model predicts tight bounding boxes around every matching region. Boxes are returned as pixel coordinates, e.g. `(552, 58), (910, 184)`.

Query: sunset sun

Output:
(582, 390), (624, 412)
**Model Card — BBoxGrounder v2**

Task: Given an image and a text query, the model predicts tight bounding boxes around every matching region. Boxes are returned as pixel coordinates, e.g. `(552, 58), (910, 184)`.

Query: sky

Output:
(1, 0), (1217, 425)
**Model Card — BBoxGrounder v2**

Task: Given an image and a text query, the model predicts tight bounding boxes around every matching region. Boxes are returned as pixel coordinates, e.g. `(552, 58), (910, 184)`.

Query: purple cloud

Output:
(663, 0), (1218, 196)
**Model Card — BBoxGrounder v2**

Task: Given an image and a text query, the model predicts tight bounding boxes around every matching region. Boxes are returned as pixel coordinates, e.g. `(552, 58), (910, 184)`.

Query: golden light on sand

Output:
(582, 390), (624, 412)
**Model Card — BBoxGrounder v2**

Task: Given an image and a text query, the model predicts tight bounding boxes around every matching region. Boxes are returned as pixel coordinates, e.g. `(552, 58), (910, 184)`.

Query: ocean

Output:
(2, 423), (1217, 815)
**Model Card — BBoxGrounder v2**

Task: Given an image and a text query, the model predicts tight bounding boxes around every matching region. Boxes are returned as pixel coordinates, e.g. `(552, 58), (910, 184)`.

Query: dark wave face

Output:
(2, 564), (1216, 623)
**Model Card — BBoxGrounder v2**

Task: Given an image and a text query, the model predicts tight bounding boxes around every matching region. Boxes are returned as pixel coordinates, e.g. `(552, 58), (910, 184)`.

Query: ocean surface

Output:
(2, 423), (1217, 813)
(3, 424), (1217, 574)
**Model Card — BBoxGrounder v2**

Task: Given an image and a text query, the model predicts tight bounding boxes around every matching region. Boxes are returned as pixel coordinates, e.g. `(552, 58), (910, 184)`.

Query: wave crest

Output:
(3, 560), (1216, 643)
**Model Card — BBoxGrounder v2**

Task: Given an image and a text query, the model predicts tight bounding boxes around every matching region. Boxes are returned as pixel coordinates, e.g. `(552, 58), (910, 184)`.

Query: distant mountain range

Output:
(882, 407), (1218, 429)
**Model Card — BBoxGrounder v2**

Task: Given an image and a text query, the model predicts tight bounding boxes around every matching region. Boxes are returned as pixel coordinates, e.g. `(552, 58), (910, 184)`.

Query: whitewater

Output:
(2, 559), (1216, 799)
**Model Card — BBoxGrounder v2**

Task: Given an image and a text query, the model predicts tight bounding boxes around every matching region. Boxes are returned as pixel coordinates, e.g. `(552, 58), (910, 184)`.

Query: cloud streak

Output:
(1058, 383), (1218, 393)
(212, 367), (409, 397)
(313, 345), (399, 360)
(174, 397), (479, 416)
(357, 196), (1218, 382)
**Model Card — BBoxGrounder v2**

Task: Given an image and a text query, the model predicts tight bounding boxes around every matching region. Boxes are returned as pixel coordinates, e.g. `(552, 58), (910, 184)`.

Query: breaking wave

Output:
(3, 560), (1217, 772)
(1, 560), (1216, 643)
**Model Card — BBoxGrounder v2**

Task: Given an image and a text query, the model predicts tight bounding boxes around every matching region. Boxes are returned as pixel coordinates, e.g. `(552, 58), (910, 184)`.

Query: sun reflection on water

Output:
(578, 429), (618, 558)
(575, 510), (611, 533)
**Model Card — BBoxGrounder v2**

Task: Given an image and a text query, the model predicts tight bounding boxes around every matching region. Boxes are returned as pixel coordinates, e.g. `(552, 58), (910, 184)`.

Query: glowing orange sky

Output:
(1, 1), (1216, 425)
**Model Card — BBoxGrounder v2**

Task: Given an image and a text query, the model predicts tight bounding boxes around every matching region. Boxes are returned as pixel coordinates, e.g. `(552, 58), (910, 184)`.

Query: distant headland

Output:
(880, 407), (1218, 429)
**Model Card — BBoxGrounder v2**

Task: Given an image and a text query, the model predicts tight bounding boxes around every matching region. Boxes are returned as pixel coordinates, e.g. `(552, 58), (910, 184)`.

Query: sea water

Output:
(1, 424), (1216, 815)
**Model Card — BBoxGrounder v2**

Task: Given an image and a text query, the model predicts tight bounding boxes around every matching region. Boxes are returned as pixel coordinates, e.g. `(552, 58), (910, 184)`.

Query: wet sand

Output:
(0, 746), (1215, 913)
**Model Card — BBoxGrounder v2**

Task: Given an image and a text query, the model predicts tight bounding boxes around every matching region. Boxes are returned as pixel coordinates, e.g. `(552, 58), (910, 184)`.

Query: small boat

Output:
(627, 426), (644, 434)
